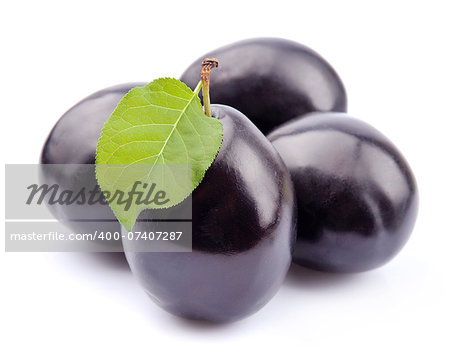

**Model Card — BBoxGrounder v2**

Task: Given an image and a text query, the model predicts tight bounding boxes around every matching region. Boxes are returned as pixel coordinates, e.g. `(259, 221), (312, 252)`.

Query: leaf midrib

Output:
(150, 88), (197, 166)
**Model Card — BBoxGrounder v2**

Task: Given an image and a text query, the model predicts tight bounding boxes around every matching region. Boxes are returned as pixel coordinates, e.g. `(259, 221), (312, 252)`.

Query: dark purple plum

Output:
(267, 112), (418, 273)
(40, 83), (145, 237)
(123, 105), (297, 323)
(181, 38), (347, 134)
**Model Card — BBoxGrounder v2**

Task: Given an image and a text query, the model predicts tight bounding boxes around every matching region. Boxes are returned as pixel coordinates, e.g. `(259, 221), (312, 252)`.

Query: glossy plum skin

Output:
(267, 113), (418, 273)
(181, 38), (347, 134)
(123, 105), (297, 323)
(40, 83), (145, 236)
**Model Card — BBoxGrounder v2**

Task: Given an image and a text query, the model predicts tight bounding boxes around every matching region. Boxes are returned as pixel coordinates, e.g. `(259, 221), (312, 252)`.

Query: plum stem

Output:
(200, 58), (219, 117)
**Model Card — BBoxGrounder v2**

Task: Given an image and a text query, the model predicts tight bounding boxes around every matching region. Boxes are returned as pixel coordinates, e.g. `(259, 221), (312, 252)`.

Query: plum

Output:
(40, 83), (145, 237)
(181, 38), (346, 134)
(123, 105), (297, 322)
(267, 112), (418, 272)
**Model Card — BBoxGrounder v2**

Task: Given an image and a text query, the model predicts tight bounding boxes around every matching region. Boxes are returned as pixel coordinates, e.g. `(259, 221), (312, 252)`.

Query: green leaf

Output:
(95, 78), (223, 232)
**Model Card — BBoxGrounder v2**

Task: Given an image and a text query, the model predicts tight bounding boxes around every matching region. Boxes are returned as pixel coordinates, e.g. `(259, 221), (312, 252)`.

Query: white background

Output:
(1, 1), (449, 361)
